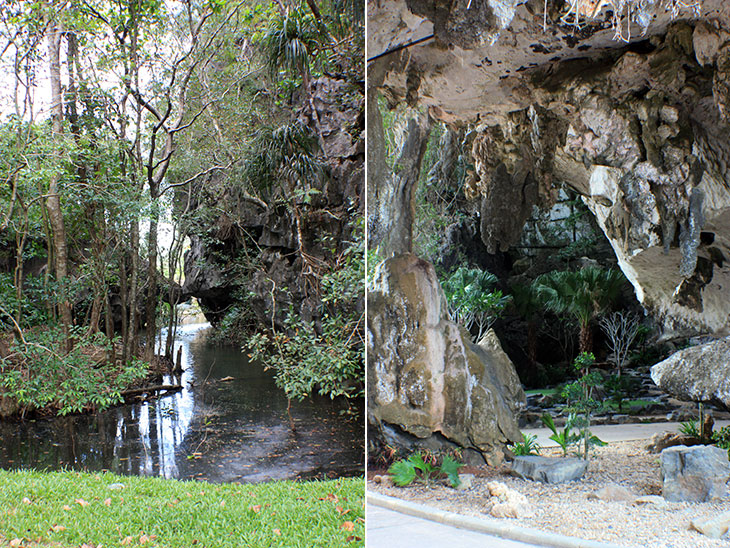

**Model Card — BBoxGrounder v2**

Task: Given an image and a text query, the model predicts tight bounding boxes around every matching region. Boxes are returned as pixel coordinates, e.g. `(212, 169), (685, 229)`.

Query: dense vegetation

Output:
(0, 0), (364, 417)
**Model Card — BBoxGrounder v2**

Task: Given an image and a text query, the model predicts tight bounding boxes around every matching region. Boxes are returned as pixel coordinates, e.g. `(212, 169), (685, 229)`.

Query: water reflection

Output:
(0, 324), (364, 482)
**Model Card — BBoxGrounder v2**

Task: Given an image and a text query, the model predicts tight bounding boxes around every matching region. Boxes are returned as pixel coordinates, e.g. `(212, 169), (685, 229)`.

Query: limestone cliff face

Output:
(182, 76), (364, 327)
(367, 253), (525, 464)
(370, 2), (730, 336)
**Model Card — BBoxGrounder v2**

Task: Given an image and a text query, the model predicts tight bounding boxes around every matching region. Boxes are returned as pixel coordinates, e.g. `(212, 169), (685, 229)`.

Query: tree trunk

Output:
(579, 323), (593, 355)
(45, 11), (73, 354)
(144, 181), (159, 363)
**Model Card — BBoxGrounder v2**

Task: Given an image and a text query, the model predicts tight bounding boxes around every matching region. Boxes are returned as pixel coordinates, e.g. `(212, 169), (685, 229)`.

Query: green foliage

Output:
(603, 374), (639, 413)
(510, 432), (541, 456)
(535, 267), (627, 352)
(558, 352), (607, 459)
(246, 223), (364, 407)
(679, 420), (700, 437)
(712, 426), (730, 457)
(263, 6), (326, 80)
(442, 267), (510, 342)
(243, 120), (325, 194)
(541, 412), (581, 457)
(387, 452), (463, 488)
(0, 328), (147, 416)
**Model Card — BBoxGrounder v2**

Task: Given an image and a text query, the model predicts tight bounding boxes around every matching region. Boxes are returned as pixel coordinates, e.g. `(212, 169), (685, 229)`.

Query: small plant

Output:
(679, 420), (700, 438)
(560, 352), (607, 459)
(541, 412), (581, 457)
(604, 374), (639, 413)
(388, 452), (463, 488)
(510, 432), (541, 456)
(712, 426), (730, 456)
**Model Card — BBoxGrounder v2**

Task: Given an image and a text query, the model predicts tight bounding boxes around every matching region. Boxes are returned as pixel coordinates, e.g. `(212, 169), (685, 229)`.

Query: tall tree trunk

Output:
(579, 323), (593, 355)
(144, 181), (159, 363)
(46, 11), (73, 353)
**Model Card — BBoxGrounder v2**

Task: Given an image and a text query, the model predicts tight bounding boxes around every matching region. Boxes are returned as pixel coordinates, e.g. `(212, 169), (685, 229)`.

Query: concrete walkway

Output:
(523, 419), (730, 447)
(367, 504), (544, 548)
(367, 419), (730, 547)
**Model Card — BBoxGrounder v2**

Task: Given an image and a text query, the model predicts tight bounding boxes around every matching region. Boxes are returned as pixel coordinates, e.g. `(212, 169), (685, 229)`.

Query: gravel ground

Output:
(368, 441), (730, 548)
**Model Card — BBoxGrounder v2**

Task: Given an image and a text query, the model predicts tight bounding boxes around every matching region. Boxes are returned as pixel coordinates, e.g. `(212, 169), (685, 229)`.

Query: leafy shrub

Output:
(0, 328), (147, 416)
(246, 221), (364, 409)
(388, 452), (463, 488)
(712, 426), (730, 456)
(442, 267), (510, 342)
(510, 432), (541, 456)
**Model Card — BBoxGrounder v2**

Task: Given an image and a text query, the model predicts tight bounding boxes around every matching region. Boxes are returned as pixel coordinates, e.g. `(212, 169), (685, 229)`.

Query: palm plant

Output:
(534, 266), (626, 353)
(442, 267), (510, 343)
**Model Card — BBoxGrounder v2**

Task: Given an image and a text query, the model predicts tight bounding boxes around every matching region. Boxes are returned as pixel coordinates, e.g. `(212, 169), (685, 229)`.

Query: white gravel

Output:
(369, 441), (730, 548)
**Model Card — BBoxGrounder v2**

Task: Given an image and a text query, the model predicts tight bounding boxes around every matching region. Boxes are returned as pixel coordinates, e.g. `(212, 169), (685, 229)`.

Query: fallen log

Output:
(120, 384), (183, 398)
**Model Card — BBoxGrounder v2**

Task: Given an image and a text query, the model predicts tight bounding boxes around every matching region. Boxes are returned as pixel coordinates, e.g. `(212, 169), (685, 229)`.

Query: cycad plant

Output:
(534, 266), (626, 353)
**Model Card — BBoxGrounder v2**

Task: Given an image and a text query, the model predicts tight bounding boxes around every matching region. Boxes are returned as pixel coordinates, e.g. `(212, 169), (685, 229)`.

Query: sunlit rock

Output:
(367, 253), (525, 464)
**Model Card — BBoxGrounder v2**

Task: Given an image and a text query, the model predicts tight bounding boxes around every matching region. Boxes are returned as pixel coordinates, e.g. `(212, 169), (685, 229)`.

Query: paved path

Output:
(523, 419), (730, 447)
(366, 504), (543, 548)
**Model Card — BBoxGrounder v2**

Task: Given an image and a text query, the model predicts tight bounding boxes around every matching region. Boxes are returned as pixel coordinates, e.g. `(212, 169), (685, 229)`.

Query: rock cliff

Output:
(369, 0), (730, 336)
(181, 76), (364, 327)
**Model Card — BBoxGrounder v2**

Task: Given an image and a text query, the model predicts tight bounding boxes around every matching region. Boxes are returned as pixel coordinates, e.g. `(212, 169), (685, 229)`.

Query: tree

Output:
(535, 266), (626, 354)
(510, 282), (542, 367)
(599, 311), (641, 376)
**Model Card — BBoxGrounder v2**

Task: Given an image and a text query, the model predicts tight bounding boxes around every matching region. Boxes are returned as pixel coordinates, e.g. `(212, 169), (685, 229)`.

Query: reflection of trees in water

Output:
(0, 325), (363, 480)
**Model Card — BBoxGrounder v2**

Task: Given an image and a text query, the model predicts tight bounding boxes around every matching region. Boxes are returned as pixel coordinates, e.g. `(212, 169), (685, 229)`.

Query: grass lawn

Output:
(0, 470), (364, 547)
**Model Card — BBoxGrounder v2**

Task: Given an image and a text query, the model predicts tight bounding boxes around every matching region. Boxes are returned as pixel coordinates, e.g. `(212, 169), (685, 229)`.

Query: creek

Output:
(0, 324), (364, 482)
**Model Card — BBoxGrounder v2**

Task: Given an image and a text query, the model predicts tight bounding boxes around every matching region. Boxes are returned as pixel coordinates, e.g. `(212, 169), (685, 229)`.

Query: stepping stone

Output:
(510, 456), (587, 484)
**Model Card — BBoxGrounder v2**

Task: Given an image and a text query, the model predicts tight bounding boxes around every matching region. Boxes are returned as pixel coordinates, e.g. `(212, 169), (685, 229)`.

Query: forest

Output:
(0, 0), (364, 420)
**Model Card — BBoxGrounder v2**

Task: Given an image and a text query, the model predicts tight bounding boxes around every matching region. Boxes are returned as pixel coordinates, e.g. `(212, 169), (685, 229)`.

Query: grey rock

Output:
(661, 445), (730, 502)
(510, 456), (588, 484)
(367, 253), (525, 465)
(691, 512), (730, 539)
(651, 338), (730, 409)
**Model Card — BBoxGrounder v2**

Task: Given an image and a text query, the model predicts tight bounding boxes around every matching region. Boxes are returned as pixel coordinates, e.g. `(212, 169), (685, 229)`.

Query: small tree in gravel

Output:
(599, 311), (640, 376)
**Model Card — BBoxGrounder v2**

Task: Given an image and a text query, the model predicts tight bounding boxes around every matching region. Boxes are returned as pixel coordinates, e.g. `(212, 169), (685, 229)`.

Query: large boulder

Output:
(661, 445), (730, 502)
(367, 253), (525, 465)
(651, 337), (730, 409)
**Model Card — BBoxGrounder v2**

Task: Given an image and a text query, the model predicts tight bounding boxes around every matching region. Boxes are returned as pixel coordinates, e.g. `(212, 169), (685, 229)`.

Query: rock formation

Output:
(651, 336), (730, 408)
(181, 76), (364, 327)
(368, 0), (730, 336)
(367, 252), (525, 464)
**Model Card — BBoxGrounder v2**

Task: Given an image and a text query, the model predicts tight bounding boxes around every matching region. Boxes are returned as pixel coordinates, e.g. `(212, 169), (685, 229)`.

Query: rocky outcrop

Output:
(367, 253), (525, 464)
(651, 337), (730, 408)
(181, 76), (364, 327)
(370, 1), (730, 336)
(661, 444), (730, 502)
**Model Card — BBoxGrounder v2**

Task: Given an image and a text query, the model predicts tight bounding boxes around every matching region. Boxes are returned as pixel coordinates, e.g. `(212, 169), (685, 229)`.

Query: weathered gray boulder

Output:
(367, 253), (526, 465)
(651, 338), (730, 409)
(661, 445), (730, 502)
(510, 456), (588, 484)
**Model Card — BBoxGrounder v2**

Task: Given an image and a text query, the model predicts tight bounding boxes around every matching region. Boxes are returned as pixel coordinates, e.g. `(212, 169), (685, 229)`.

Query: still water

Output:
(0, 324), (364, 482)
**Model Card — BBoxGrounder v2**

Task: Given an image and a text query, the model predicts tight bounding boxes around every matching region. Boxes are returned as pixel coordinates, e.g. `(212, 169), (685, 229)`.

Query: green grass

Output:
(0, 470), (364, 547)
(524, 388), (560, 397)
